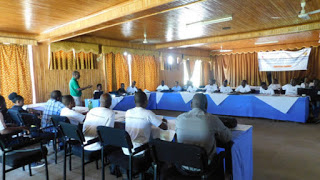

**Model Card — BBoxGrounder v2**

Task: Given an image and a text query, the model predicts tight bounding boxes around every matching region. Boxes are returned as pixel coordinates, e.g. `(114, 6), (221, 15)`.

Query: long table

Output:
(86, 92), (309, 123)
(114, 114), (253, 180)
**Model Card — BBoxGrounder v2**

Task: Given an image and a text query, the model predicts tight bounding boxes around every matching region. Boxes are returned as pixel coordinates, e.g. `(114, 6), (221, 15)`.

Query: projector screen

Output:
(258, 48), (311, 71)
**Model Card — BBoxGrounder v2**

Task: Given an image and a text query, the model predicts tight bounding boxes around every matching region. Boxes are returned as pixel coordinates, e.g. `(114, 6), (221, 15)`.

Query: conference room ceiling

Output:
(0, 0), (129, 34)
(87, 0), (320, 46)
(201, 30), (320, 52)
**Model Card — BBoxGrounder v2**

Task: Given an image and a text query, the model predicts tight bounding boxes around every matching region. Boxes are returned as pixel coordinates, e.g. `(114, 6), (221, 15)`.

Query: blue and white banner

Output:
(258, 48), (311, 71)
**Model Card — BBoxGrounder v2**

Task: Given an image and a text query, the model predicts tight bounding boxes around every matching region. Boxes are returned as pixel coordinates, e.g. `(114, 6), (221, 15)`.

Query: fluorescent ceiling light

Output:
(187, 15), (233, 26)
(179, 43), (206, 48)
(255, 41), (279, 45)
(3, 42), (10, 45)
(211, 49), (233, 53)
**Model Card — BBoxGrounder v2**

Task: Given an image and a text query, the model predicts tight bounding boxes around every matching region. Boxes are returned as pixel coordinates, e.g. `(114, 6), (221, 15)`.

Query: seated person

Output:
(8, 92), (28, 113)
(83, 93), (115, 151)
(83, 93), (115, 137)
(123, 91), (168, 155)
(300, 77), (309, 88)
(0, 95), (28, 132)
(156, 80), (170, 91)
(282, 79), (301, 96)
(126, 81), (138, 94)
(172, 81), (182, 92)
(60, 95), (85, 125)
(259, 82), (274, 95)
(93, 84), (103, 95)
(93, 84), (104, 99)
(220, 80), (233, 93)
(41, 90), (65, 128)
(186, 81), (197, 93)
(235, 80), (251, 93)
(176, 93), (232, 161)
(117, 83), (127, 95)
(204, 79), (218, 93)
(268, 79), (281, 90)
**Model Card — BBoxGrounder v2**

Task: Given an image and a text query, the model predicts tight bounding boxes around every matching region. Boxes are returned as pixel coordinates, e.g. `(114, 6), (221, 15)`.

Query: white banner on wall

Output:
(258, 48), (311, 71)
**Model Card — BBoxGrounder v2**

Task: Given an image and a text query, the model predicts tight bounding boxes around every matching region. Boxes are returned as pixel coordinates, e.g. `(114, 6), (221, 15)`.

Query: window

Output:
(124, 52), (133, 85)
(183, 60), (189, 85)
(190, 60), (202, 88)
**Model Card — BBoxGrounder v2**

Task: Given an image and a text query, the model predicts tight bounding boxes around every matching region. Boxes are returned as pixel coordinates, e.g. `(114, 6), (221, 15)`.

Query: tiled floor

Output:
(1, 110), (320, 180)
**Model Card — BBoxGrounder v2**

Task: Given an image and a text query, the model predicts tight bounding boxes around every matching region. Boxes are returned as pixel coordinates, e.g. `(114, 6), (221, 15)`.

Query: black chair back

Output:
(150, 139), (208, 170)
(97, 126), (133, 150)
(7, 109), (24, 126)
(59, 122), (85, 143)
(51, 115), (70, 128)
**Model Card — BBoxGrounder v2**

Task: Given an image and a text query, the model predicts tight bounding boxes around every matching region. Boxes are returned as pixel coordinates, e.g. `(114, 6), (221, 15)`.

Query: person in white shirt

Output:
(124, 91), (168, 156)
(186, 81), (198, 93)
(204, 79), (218, 93)
(259, 82), (274, 95)
(83, 93), (115, 137)
(82, 93), (115, 151)
(220, 80), (233, 93)
(156, 80), (170, 91)
(282, 79), (301, 96)
(268, 79), (281, 90)
(172, 81), (182, 92)
(60, 95), (86, 125)
(300, 77), (309, 88)
(235, 80), (251, 93)
(126, 81), (138, 94)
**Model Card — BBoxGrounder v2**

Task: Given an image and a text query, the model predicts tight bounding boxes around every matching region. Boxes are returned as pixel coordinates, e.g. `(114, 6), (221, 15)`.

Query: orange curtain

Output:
(106, 53), (117, 92)
(201, 61), (211, 86)
(115, 53), (129, 90)
(0, 44), (32, 107)
(50, 50), (96, 70)
(271, 46), (320, 85)
(144, 55), (159, 91)
(212, 52), (268, 87)
(131, 55), (145, 90)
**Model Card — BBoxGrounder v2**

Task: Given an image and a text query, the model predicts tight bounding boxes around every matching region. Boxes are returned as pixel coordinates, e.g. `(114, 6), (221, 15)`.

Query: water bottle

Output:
(88, 99), (93, 110)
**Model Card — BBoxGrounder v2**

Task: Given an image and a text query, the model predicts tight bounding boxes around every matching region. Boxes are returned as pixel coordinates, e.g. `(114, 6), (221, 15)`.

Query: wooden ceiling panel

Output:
(202, 30), (320, 52)
(0, 0), (129, 34)
(88, 0), (320, 44)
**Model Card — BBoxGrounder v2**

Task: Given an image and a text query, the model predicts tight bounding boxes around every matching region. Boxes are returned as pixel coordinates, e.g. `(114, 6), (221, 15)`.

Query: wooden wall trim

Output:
(155, 21), (320, 49)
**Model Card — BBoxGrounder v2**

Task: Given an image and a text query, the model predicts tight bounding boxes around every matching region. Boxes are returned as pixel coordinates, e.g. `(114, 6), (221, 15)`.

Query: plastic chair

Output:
(59, 122), (100, 180)
(51, 115), (70, 164)
(97, 126), (151, 180)
(149, 139), (227, 180)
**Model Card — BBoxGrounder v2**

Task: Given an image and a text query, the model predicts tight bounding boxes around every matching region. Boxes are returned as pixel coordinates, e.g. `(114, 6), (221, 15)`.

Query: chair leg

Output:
(2, 155), (6, 180)
(101, 148), (105, 180)
(81, 148), (85, 180)
(44, 156), (49, 180)
(69, 144), (72, 171)
(28, 164), (32, 176)
(128, 156), (132, 180)
(95, 160), (99, 170)
(22, 166), (25, 171)
(153, 164), (157, 180)
(63, 142), (67, 180)
(53, 134), (57, 164)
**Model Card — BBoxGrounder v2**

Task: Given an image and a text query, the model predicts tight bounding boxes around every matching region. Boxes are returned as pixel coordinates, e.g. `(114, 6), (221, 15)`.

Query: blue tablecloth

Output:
(217, 127), (253, 180)
(86, 92), (309, 123)
(206, 94), (308, 123)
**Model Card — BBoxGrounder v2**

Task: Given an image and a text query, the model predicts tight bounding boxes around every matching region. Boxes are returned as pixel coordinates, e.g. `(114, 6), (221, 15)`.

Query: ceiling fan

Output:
(271, 0), (320, 20)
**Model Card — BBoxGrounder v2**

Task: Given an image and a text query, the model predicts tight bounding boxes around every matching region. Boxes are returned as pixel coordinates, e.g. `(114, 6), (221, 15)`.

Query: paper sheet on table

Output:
(179, 92), (196, 104)
(255, 95), (299, 114)
(114, 110), (126, 122)
(73, 106), (89, 114)
(231, 124), (252, 131)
